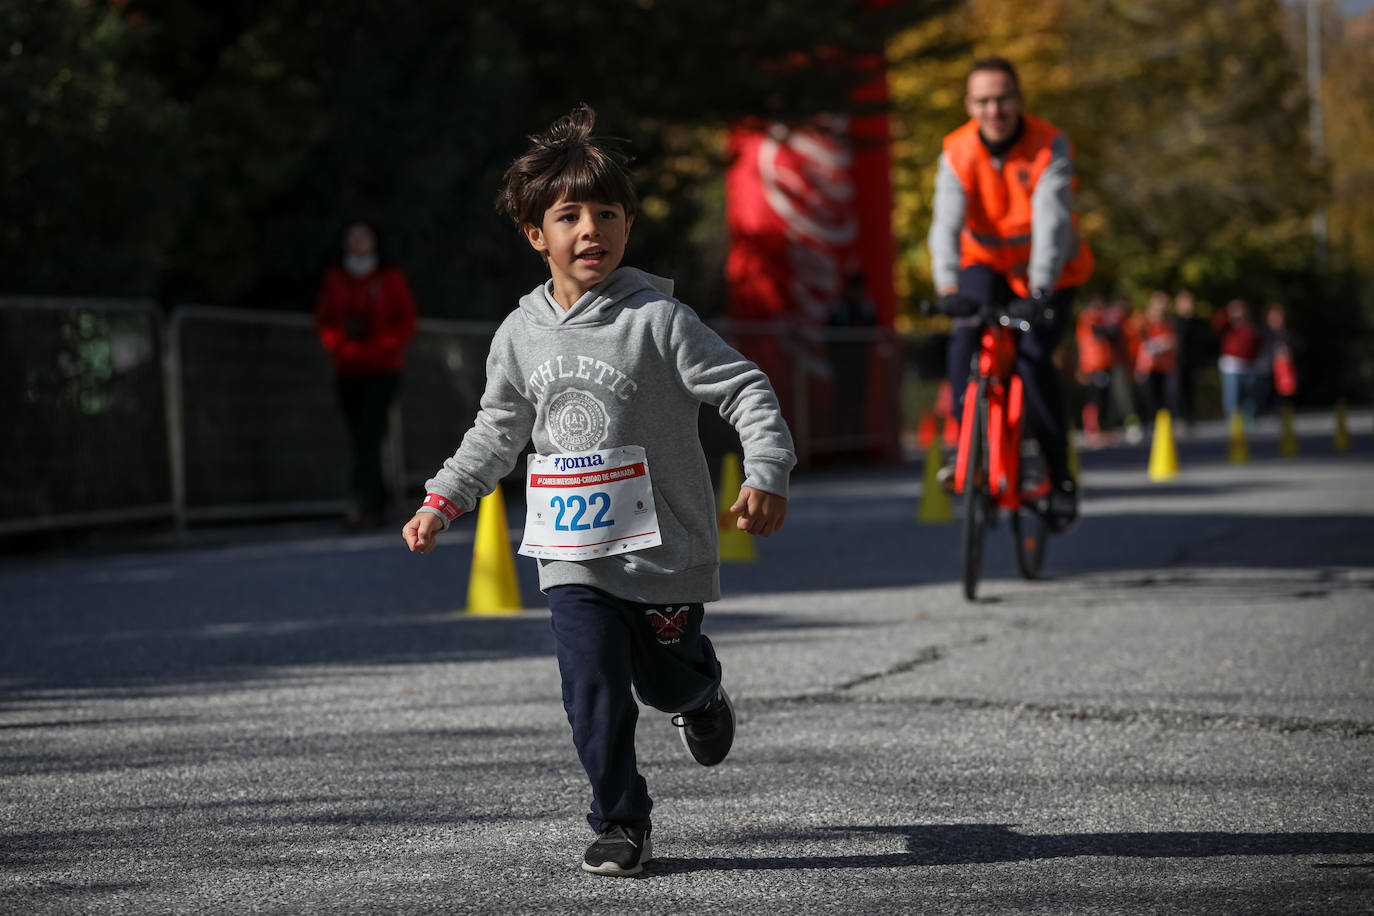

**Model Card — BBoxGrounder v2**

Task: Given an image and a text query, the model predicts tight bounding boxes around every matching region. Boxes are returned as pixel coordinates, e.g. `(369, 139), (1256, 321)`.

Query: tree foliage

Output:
(1323, 10), (1374, 275)
(2, 0), (950, 320)
(890, 0), (1325, 307)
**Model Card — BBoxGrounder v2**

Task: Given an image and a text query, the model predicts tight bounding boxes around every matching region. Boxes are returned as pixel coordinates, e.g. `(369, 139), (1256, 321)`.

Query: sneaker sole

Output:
(581, 836), (653, 877)
(677, 688), (736, 767)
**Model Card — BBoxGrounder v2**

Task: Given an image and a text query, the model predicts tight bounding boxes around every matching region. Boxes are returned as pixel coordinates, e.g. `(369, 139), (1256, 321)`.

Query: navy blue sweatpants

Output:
(547, 584), (722, 833)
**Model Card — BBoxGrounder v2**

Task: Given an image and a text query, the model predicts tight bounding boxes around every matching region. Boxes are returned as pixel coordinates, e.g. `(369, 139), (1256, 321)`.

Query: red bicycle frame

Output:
(953, 324), (1028, 510)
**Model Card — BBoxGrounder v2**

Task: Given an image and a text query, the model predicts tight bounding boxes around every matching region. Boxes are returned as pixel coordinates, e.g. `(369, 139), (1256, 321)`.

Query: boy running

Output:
(401, 105), (795, 877)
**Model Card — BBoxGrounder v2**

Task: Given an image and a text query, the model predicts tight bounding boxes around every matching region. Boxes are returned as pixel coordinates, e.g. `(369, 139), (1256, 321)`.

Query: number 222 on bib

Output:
(518, 446), (662, 561)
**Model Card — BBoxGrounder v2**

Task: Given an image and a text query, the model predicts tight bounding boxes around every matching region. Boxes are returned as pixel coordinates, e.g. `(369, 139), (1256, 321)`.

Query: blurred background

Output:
(2, 0), (1371, 543)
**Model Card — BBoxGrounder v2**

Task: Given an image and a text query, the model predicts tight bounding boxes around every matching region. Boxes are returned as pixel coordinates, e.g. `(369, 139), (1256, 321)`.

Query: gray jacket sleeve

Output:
(422, 327), (537, 527)
(668, 305), (796, 499)
(928, 152), (966, 292)
(1029, 135), (1076, 292)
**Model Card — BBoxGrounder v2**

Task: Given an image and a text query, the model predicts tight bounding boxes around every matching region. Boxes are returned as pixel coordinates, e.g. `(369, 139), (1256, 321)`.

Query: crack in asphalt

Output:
(755, 635), (1373, 740)
(831, 646), (945, 691)
(752, 692), (1374, 739)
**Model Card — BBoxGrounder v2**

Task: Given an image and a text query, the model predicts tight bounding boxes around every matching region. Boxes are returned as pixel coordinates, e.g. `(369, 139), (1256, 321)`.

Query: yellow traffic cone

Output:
(717, 453), (756, 562)
(467, 484), (522, 615)
(1279, 404), (1300, 457)
(1334, 400), (1351, 452)
(917, 437), (953, 523)
(1227, 411), (1249, 465)
(1148, 409), (1179, 481)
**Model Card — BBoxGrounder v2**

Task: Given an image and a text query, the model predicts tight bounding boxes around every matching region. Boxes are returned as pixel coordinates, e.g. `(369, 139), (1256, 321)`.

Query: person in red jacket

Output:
(1212, 298), (1263, 425)
(316, 221), (418, 528)
(1133, 290), (1179, 425)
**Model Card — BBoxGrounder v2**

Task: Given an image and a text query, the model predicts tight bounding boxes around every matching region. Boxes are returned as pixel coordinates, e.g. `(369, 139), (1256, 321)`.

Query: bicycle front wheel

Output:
(961, 391), (988, 601)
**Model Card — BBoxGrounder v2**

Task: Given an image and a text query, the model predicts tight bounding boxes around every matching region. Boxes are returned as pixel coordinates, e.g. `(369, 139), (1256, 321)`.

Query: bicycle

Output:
(943, 297), (1056, 601)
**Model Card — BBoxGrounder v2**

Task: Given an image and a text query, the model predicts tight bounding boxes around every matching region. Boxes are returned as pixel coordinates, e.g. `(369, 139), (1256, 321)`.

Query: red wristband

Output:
(422, 493), (464, 521)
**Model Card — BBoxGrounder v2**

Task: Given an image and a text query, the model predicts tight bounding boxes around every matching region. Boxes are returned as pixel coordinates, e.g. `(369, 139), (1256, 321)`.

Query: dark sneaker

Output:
(1045, 479), (1079, 533)
(582, 823), (652, 876)
(672, 687), (736, 767)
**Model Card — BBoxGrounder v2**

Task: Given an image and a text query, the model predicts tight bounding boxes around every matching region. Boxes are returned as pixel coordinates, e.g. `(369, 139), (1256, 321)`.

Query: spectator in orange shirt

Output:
(1075, 294), (1114, 442)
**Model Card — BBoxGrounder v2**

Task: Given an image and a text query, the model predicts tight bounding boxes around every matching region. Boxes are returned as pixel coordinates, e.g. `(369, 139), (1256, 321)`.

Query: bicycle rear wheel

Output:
(961, 391), (988, 601)
(1011, 505), (1047, 579)
(1012, 449), (1050, 580)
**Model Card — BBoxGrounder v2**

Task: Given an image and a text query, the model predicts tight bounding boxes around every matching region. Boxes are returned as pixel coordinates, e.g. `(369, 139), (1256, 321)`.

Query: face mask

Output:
(344, 253), (378, 277)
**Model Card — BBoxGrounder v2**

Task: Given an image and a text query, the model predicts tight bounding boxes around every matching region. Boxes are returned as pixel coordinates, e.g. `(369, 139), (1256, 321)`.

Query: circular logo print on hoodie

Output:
(546, 388), (609, 453)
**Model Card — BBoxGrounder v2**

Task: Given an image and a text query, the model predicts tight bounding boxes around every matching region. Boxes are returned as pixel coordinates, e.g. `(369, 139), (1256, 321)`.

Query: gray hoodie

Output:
(422, 267), (796, 604)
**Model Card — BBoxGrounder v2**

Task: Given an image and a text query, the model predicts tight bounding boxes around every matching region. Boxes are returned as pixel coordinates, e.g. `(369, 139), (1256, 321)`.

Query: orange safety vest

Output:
(1076, 307), (1114, 374)
(942, 114), (1094, 298)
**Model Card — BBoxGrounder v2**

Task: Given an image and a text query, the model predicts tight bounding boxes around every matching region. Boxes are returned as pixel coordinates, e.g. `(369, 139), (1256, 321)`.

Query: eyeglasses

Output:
(968, 94), (1020, 108)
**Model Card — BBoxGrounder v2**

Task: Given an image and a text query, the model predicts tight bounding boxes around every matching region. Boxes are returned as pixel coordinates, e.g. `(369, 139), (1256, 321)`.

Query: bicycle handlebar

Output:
(923, 295), (1056, 332)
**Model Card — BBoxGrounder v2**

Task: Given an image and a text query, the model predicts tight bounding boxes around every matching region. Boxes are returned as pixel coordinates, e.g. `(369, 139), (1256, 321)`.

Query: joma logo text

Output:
(553, 454), (606, 472)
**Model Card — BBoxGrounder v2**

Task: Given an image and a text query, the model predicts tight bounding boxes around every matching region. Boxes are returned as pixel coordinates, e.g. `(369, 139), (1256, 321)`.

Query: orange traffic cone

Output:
(916, 410), (937, 449)
(942, 413), (960, 449)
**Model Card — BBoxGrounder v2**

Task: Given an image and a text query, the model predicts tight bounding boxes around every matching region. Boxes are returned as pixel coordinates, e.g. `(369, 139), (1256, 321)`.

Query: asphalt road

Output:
(2, 414), (1372, 914)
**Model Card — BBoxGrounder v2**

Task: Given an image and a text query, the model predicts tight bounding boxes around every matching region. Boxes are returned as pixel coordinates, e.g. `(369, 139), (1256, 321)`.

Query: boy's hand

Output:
(403, 512), (444, 554)
(729, 486), (787, 537)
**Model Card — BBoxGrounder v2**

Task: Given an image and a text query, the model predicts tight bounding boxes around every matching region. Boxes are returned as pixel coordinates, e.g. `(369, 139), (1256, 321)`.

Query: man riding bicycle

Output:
(928, 56), (1093, 531)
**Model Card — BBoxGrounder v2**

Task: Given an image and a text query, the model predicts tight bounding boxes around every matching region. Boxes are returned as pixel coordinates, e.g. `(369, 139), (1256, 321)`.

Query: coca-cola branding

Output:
(725, 85), (898, 461)
(728, 119), (860, 326)
(758, 120), (857, 324)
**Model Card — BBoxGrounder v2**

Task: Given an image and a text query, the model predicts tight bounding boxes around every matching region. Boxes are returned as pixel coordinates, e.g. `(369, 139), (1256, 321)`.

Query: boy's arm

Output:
(667, 304), (797, 503)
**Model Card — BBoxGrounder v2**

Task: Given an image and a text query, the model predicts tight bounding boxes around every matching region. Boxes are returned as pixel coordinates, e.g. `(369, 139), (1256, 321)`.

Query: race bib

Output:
(519, 446), (662, 561)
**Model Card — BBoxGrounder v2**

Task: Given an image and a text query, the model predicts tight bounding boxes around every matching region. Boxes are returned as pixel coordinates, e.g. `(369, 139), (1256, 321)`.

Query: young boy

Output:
(401, 105), (795, 877)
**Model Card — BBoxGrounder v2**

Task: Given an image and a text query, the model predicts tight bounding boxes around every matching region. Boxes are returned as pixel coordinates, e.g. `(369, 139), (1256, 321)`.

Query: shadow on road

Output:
(2, 435), (1370, 697)
(646, 823), (1374, 874)
(0, 609), (858, 696)
(720, 509), (1374, 596)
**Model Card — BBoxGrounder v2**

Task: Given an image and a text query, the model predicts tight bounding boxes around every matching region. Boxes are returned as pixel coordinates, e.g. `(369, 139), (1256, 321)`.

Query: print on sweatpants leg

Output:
(644, 606), (691, 645)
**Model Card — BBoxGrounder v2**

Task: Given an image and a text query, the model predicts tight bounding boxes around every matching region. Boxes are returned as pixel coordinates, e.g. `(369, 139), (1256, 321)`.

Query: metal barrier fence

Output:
(1, 298), (172, 535)
(3, 298), (918, 537)
(714, 321), (907, 468)
(2, 296), (1252, 538)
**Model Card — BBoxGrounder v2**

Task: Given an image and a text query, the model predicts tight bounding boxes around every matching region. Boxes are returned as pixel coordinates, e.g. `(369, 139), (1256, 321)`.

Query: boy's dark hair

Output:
(496, 104), (638, 228)
(968, 56), (1021, 93)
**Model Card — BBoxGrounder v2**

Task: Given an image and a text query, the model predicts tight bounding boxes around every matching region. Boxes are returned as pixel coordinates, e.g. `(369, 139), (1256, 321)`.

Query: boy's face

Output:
(524, 196), (633, 308)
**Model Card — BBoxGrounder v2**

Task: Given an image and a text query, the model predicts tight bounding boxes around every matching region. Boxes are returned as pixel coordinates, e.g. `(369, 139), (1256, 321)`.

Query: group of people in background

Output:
(1073, 289), (1297, 445)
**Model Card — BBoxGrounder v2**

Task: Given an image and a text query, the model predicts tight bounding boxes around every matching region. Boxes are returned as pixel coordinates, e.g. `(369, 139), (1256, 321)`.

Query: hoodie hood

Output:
(518, 267), (674, 328)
